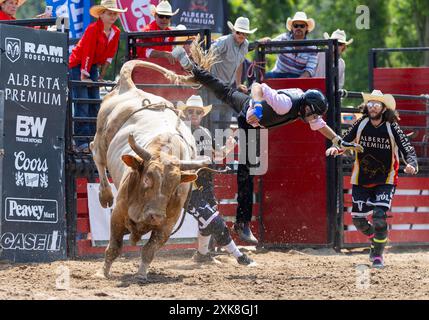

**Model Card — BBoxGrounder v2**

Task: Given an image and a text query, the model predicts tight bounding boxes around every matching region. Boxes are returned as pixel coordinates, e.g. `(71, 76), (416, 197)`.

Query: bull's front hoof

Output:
(100, 264), (112, 279)
(95, 269), (109, 279)
(99, 189), (114, 208)
(135, 273), (148, 283)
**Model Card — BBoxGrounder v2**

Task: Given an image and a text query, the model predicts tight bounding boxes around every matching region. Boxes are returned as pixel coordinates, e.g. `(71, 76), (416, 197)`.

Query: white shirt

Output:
(249, 84), (327, 130)
(314, 52), (345, 89)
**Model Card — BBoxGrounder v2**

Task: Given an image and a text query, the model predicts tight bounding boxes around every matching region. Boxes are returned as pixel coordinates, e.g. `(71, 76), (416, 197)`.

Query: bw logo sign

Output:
(5, 37), (21, 63)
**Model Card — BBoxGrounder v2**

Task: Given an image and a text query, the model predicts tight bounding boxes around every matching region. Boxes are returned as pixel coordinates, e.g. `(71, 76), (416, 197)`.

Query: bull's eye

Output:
(143, 175), (153, 188)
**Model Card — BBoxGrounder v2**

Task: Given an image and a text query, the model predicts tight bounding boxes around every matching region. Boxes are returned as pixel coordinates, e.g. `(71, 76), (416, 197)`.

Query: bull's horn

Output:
(179, 156), (212, 170)
(128, 134), (152, 162)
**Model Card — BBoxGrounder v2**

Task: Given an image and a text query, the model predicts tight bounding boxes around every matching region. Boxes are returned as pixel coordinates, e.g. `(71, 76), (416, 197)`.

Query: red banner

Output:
(117, 0), (160, 32)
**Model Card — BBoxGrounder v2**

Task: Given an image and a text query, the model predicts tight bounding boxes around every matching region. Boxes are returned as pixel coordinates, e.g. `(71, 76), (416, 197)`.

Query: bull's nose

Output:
(148, 213), (165, 226)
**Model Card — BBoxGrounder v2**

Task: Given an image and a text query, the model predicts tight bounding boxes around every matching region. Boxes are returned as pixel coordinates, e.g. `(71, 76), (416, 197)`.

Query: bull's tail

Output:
(118, 60), (196, 94)
(118, 38), (218, 94)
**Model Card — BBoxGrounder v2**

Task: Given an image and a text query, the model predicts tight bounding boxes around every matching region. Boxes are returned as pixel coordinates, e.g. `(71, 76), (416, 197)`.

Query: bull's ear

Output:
(180, 172), (198, 183)
(122, 155), (143, 170)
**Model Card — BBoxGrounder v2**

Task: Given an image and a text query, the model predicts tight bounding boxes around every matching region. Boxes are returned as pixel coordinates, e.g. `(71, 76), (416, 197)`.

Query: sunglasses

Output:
(367, 101), (383, 108)
(157, 14), (171, 20)
(235, 31), (248, 37)
(293, 23), (307, 29)
(186, 109), (203, 116)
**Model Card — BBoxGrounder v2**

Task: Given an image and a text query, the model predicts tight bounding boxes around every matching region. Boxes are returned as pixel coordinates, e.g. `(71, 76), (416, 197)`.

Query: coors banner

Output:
(0, 24), (68, 263)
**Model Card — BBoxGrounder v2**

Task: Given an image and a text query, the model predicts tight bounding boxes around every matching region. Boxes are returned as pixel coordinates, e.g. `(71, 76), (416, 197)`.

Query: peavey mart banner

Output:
(0, 24), (68, 263)
(118, 0), (227, 36)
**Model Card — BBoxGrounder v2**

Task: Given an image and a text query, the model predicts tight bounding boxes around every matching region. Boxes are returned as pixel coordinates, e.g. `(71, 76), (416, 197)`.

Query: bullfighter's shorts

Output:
(187, 196), (219, 232)
(351, 184), (396, 217)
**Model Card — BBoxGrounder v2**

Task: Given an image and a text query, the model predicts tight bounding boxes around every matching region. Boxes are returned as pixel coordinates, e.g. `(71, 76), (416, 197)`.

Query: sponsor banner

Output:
(45, 0), (93, 39)
(0, 25), (67, 262)
(87, 183), (197, 245)
(5, 198), (58, 224)
(0, 231), (62, 252)
(117, 0), (159, 32)
(170, 0), (227, 37)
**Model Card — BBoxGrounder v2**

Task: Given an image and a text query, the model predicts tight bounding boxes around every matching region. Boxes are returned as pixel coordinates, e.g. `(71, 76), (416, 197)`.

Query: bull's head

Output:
(121, 134), (210, 226)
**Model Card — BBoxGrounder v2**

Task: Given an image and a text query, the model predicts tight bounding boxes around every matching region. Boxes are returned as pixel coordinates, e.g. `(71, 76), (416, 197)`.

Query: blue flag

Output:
(46, 0), (93, 39)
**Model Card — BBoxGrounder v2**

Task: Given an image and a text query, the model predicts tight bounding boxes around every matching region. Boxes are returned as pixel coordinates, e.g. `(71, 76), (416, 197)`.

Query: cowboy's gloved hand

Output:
(252, 101), (263, 120)
(246, 101), (263, 127)
(332, 136), (364, 153)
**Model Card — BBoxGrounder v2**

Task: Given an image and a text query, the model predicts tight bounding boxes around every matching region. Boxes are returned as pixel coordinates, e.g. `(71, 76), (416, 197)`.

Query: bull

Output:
(90, 60), (210, 280)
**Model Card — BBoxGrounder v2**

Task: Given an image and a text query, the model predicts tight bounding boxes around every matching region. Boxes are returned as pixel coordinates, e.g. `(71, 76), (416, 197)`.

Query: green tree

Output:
(387, 0), (429, 67)
(15, 2), (43, 19)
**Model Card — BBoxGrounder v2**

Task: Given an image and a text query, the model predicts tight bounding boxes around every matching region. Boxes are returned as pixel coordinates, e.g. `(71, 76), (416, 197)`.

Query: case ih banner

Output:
(0, 25), (68, 263)
(117, 0), (227, 35)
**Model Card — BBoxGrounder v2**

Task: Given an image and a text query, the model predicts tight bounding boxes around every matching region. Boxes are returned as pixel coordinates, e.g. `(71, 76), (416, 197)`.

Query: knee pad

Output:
(206, 215), (232, 247)
(352, 217), (374, 236)
(372, 207), (388, 233)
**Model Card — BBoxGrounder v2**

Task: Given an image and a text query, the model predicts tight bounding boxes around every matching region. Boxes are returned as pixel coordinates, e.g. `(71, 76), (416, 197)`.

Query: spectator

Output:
(178, 95), (254, 266)
(261, 12), (317, 78)
(314, 29), (353, 89)
(69, 0), (126, 152)
(208, 16), (257, 131)
(0, 0), (51, 21)
(136, 0), (179, 64)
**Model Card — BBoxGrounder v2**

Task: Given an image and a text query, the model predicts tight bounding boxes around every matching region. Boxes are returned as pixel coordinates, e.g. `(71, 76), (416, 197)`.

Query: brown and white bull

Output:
(90, 60), (209, 280)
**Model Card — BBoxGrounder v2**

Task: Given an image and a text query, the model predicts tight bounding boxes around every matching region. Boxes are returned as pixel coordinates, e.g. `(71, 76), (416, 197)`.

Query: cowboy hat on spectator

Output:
(90, 0), (127, 18)
(286, 11), (315, 32)
(177, 95), (212, 116)
(174, 24), (196, 42)
(227, 17), (257, 34)
(151, 0), (179, 17)
(323, 29), (353, 45)
(362, 90), (396, 111)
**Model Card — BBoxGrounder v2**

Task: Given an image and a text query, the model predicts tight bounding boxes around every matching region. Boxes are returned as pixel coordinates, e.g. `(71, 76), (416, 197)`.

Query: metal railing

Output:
(126, 28), (211, 60)
(0, 17), (57, 27)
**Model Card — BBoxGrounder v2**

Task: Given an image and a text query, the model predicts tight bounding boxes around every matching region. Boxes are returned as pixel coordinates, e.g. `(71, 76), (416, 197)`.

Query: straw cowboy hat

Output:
(227, 17), (257, 34)
(286, 11), (315, 32)
(151, 0), (179, 17)
(323, 29), (353, 45)
(90, 0), (127, 18)
(0, 0), (26, 6)
(177, 95), (212, 116)
(174, 24), (196, 42)
(362, 90), (396, 111)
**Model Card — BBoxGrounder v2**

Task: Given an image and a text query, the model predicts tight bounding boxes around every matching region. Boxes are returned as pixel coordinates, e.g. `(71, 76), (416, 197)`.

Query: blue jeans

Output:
(70, 65), (100, 146)
(265, 71), (300, 79)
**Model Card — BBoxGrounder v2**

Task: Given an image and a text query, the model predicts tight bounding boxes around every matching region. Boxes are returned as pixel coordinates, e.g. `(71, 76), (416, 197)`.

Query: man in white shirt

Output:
(314, 29), (353, 89)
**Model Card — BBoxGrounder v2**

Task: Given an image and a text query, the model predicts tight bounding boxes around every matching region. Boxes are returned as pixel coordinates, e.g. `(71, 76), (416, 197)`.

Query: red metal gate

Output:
(260, 78), (331, 246)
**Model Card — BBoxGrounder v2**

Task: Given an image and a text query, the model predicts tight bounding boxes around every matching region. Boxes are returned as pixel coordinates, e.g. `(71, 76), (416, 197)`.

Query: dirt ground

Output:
(1, 247), (428, 300)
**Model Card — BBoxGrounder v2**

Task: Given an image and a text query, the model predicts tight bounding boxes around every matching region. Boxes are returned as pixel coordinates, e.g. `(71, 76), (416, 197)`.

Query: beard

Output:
(369, 111), (383, 121)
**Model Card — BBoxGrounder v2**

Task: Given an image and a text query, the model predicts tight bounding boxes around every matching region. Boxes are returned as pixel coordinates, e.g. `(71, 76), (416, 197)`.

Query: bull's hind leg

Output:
(90, 136), (114, 208)
(136, 228), (171, 281)
(103, 209), (126, 278)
